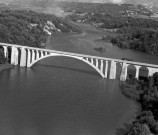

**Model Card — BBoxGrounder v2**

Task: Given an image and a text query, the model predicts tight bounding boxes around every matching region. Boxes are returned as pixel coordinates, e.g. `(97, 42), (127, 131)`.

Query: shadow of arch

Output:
(116, 62), (122, 80)
(31, 54), (104, 78)
(6, 46), (12, 63)
(139, 66), (149, 80)
(17, 48), (21, 65)
(127, 65), (136, 79)
(0, 46), (5, 64)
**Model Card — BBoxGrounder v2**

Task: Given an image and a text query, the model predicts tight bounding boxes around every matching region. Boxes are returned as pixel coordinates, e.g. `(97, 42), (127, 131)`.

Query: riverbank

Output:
(0, 64), (14, 72)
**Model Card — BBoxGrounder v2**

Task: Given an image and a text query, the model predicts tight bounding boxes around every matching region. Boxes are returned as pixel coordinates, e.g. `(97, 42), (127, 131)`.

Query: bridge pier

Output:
(36, 50), (40, 59)
(96, 59), (98, 68)
(20, 48), (26, 67)
(120, 62), (129, 81)
(32, 50), (35, 63)
(11, 46), (18, 65)
(41, 51), (44, 57)
(14, 47), (19, 65)
(147, 67), (158, 77)
(109, 60), (116, 79)
(135, 65), (141, 79)
(11, 46), (15, 65)
(91, 58), (94, 65)
(100, 60), (103, 75)
(104, 61), (108, 78)
(27, 49), (31, 67)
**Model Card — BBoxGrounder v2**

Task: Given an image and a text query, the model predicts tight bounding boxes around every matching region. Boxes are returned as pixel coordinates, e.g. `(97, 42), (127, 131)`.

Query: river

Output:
(0, 23), (158, 135)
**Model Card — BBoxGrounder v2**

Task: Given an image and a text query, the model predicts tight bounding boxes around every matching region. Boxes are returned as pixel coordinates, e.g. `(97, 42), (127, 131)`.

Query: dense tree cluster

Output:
(0, 10), (46, 47)
(0, 10), (80, 47)
(0, 9), (80, 64)
(111, 27), (158, 55)
(120, 73), (158, 135)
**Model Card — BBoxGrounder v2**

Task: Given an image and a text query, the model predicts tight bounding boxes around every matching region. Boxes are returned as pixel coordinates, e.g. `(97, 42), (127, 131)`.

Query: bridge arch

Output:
(29, 53), (105, 78)
(139, 66), (149, 79)
(127, 64), (136, 79)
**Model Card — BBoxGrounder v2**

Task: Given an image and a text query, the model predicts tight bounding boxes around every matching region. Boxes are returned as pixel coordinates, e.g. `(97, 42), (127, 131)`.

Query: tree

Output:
(128, 123), (151, 135)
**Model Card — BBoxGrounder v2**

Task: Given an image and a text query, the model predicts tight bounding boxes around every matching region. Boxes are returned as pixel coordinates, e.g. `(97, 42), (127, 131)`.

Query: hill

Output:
(59, 2), (153, 17)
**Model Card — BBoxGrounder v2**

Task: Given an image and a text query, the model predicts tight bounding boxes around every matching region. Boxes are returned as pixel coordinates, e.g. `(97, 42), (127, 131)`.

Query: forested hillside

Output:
(111, 27), (158, 55)
(0, 10), (80, 47)
(120, 73), (158, 135)
(0, 9), (80, 64)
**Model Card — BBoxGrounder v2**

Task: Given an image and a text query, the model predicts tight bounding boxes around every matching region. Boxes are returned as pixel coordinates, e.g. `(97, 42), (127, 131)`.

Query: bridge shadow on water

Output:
(34, 63), (101, 78)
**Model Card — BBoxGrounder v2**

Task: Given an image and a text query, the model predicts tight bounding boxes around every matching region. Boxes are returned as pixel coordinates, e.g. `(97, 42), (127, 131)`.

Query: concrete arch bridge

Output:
(1, 42), (158, 81)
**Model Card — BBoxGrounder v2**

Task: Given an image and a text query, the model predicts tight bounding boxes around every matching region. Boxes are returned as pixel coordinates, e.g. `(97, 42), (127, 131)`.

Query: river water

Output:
(0, 23), (158, 135)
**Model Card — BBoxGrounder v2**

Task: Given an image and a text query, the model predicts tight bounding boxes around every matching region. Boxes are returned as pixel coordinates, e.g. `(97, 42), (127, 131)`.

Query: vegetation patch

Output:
(0, 10), (80, 47)
(119, 74), (158, 135)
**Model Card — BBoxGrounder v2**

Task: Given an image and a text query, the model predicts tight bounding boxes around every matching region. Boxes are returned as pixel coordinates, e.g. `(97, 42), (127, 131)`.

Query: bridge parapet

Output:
(1, 42), (158, 81)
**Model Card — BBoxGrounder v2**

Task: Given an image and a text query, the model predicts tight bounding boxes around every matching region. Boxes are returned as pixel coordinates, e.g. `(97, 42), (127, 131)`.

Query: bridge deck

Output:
(1, 42), (158, 68)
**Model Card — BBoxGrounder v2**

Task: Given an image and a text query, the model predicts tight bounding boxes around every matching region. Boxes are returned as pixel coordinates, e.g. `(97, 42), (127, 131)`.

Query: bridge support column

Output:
(135, 65), (141, 79)
(41, 51), (44, 57)
(11, 46), (16, 65)
(109, 60), (117, 79)
(27, 49), (31, 67)
(104, 61), (108, 78)
(36, 51), (40, 60)
(91, 58), (94, 65)
(96, 59), (98, 68)
(32, 50), (35, 62)
(100, 60), (104, 76)
(20, 48), (26, 67)
(120, 62), (129, 81)
(147, 67), (158, 77)
(14, 47), (19, 65)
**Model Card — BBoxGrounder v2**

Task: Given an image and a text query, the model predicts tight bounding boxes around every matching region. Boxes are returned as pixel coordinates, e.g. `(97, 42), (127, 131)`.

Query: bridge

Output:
(1, 42), (158, 81)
